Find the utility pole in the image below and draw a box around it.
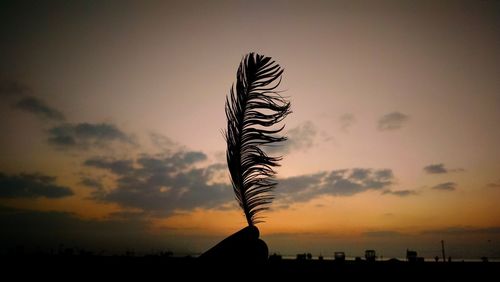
[441,240,446,262]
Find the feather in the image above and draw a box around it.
[225,53,291,226]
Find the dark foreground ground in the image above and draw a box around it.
[2,255,498,281]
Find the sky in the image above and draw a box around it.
[1,0,499,259]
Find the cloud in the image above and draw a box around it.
[79,176,104,190]
[423,163,465,174]
[276,172,327,202]
[80,140,394,214]
[486,181,500,188]
[84,153,393,215]
[84,158,135,175]
[84,151,231,215]
[423,163,447,174]
[48,122,133,150]
[266,121,317,154]
[339,113,356,132]
[0,80,139,199]
[382,189,417,197]
[0,172,73,198]
[362,231,405,237]
[14,96,65,121]
[0,80,30,97]
[377,111,409,131]
[276,168,395,203]
[0,80,66,122]
[432,182,457,191]
[364,227,500,237]
[150,133,177,152]
[422,226,500,236]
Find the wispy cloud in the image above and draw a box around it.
[0,80,30,97]
[80,138,398,214]
[1,80,65,122]
[276,168,395,203]
[423,163,464,174]
[149,133,177,152]
[362,230,405,237]
[339,113,356,132]
[48,123,133,150]
[79,176,104,190]
[432,182,457,191]
[0,172,73,198]
[15,96,65,121]
[265,121,317,154]
[382,189,417,197]
[3,80,136,151]
[84,158,135,175]
[424,163,447,174]
[83,151,230,215]
[422,226,500,235]
[486,180,500,188]
[377,111,409,131]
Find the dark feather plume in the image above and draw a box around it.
[225,53,291,226]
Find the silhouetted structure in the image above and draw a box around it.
[406,249,417,262]
[365,250,376,262]
[334,251,346,262]
[441,240,446,262]
[406,249,424,262]
[269,253,282,262]
[3,253,499,280]
[296,253,307,260]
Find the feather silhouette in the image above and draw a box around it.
[225,53,291,226]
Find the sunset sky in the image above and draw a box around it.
[1,0,499,259]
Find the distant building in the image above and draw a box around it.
[296,253,313,260]
[296,253,307,260]
[406,249,418,262]
[334,251,346,262]
[407,249,425,262]
[269,253,282,262]
[365,250,376,262]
